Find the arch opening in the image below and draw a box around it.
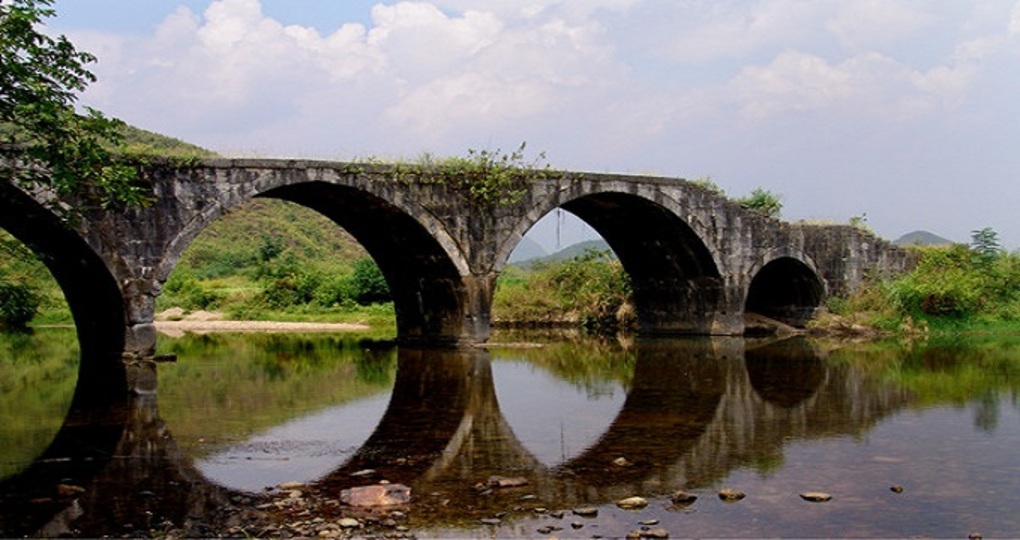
[264,183,473,345]
[158,182,476,346]
[745,257,825,328]
[0,182,127,400]
[558,193,726,335]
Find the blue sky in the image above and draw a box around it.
[48,0,1020,250]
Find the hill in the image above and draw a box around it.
[508,237,547,263]
[894,230,955,247]
[118,124,217,157]
[514,239,614,268]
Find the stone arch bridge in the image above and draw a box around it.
[0,158,912,394]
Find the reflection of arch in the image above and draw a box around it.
[0,392,233,538]
[508,192,727,334]
[317,341,728,496]
[554,339,725,485]
[0,182,125,398]
[745,337,826,408]
[745,256,825,327]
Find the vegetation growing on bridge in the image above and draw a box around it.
[381,142,558,207]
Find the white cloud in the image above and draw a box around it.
[827,1,936,51]
[56,0,1020,246]
[1011,0,1020,36]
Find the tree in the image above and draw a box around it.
[970,227,1002,262]
[736,187,783,218]
[1,0,144,212]
[350,258,391,305]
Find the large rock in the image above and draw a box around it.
[339,484,411,507]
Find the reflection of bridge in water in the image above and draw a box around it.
[0,339,911,536]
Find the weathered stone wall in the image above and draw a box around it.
[1,158,913,393]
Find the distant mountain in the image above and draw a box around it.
[508,237,548,263]
[513,239,614,268]
[894,230,955,247]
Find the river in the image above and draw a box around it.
[1,328,1018,537]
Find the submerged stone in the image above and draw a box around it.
[670,490,698,505]
[717,489,746,502]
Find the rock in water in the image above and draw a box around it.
[486,475,529,488]
[799,492,833,502]
[717,489,746,502]
[670,490,698,505]
[339,484,411,507]
[616,496,649,509]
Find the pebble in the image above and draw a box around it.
[717,489,746,502]
[479,518,502,526]
[890,485,905,494]
[613,456,633,467]
[573,507,599,517]
[640,519,660,526]
[799,492,832,503]
[641,528,670,539]
[486,475,529,488]
[56,484,86,497]
[571,521,584,529]
[337,518,360,529]
[278,481,304,490]
[670,490,698,505]
[617,496,649,509]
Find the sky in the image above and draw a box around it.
[48,0,1020,251]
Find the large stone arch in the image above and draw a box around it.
[498,179,735,334]
[260,182,480,345]
[152,166,482,346]
[0,181,129,400]
[745,254,826,327]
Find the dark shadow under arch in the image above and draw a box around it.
[559,193,725,334]
[258,182,474,345]
[745,257,825,328]
[0,182,127,401]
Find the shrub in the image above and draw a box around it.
[350,258,390,305]
[0,280,40,328]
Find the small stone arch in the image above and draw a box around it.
[745,255,826,328]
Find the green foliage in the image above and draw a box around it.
[0,230,67,326]
[736,187,783,218]
[848,213,872,232]
[0,280,39,328]
[970,227,1002,265]
[690,175,725,195]
[494,248,634,332]
[0,0,147,212]
[349,258,391,305]
[162,270,222,311]
[839,229,1020,328]
[394,142,555,207]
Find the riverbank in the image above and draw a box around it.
[154,308,370,337]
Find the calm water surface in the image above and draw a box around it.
[1,328,1018,537]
